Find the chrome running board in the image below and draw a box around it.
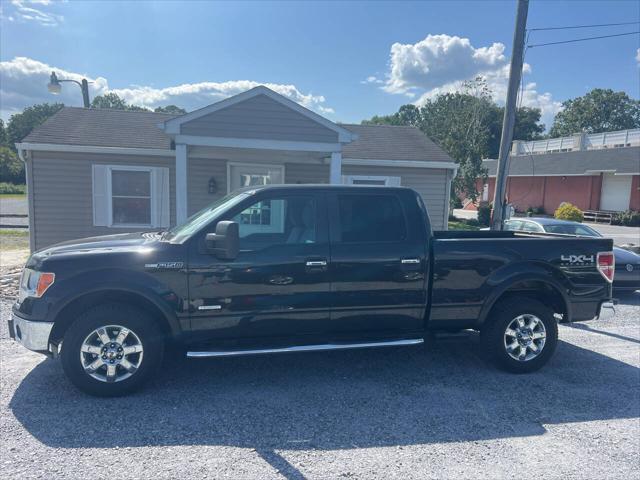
[187,338,424,358]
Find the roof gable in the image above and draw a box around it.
[161,86,355,143]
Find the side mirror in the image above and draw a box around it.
[205,221,239,260]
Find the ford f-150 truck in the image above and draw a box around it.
[9,185,615,396]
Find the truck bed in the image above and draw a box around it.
[428,231,613,328]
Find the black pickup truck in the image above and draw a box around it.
[10,185,615,396]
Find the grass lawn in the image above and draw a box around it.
[0,229,29,250]
[0,193,27,199]
[448,220,480,231]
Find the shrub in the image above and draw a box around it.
[554,202,583,222]
[611,210,640,227]
[0,182,26,194]
[477,203,491,226]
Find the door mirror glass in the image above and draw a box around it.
[206,221,239,259]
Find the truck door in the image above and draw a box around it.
[327,190,428,337]
[187,191,331,341]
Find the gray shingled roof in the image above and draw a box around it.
[22,107,178,149]
[340,124,453,162]
[483,147,640,176]
[22,107,454,163]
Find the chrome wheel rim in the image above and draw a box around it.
[504,314,546,362]
[80,325,144,383]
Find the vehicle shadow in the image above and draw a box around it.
[9,334,639,454]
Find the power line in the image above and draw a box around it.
[529,21,639,31]
[528,31,639,48]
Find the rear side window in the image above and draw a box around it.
[337,194,407,243]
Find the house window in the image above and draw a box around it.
[342,175,401,186]
[111,170,152,225]
[228,163,285,193]
[92,165,170,228]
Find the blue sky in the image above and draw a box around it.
[1,0,639,128]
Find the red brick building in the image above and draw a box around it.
[478,129,640,214]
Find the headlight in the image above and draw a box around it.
[19,269,55,302]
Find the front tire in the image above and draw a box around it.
[61,303,164,396]
[481,296,558,373]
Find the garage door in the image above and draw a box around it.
[600,174,632,211]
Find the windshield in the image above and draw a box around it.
[543,223,602,237]
[164,192,248,242]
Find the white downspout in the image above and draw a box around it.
[17,147,35,252]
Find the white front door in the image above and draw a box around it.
[600,173,632,211]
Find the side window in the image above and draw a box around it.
[521,221,543,233]
[504,220,523,231]
[337,194,406,243]
[231,195,317,251]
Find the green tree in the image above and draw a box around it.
[0,119,7,146]
[362,78,545,200]
[0,146,24,184]
[154,105,187,114]
[6,103,64,152]
[91,92,150,111]
[549,88,640,137]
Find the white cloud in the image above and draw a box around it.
[0,56,335,119]
[361,75,383,85]
[8,0,64,26]
[636,48,640,63]
[375,34,562,127]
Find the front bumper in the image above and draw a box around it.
[8,313,54,352]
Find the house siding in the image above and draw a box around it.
[30,151,175,250]
[285,162,330,184]
[181,94,339,143]
[341,165,448,230]
[187,158,228,215]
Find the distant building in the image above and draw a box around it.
[479,128,640,213]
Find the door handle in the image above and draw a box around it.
[306,260,327,267]
[401,258,420,264]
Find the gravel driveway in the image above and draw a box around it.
[1,294,638,479]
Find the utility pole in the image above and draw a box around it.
[490,0,529,230]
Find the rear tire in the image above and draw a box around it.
[481,296,558,373]
[61,303,164,396]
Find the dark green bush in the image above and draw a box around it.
[477,204,491,226]
[0,182,26,194]
[611,210,640,227]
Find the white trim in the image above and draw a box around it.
[340,158,458,171]
[330,152,342,184]
[160,86,357,143]
[174,134,341,153]
[226,162,286,194]
[444,169,453,229]
[486,172,606,178]
[16,142,173,157]
[175,144,188,224]
[341,175,401,186]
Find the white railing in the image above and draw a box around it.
[585,129,640,149]
[513,128,640,155]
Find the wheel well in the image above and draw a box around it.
[49,290,173,344]
[487,280,567,323]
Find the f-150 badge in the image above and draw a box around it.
[144,262,184,270]
[560,254,594,264]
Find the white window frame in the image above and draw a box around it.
[341,175,401,186]
[93,164,169,229]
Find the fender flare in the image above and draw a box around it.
[476,271,572,327]
[49,275,183,338]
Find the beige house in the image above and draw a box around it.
[17,86,457,251]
